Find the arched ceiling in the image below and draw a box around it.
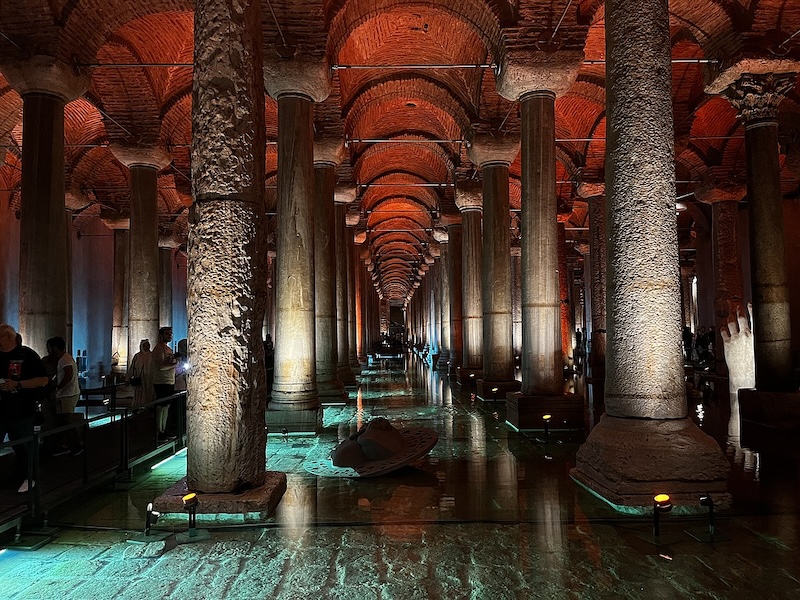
[0,0,798,303]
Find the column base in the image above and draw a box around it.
[337,366,358,389]
[739,388,800,454]
[266,406,323,434]
[505,392,583,430]
[456,367,482,386]
[152,472,287,520]
[448,362,461,377]
[570,414,730,512]
[476,379,520,401]
[318,388,349,406]
[436,352,450,370]
[350,358,362,374]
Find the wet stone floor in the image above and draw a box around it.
[1,356,799,599]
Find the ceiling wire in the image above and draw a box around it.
[548,0,574,43]
[265,0,288,48]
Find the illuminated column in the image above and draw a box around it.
[186,0,269,492]
[159,246,174,327]
[511,243,522,366]
[468,134,521,397]
[455,183,483,382]
[264,56,331,424]
[578,182,607,381]
[110,145,171,367]
[0,56,88,354]
[434,228,451,369]
[446,219,463,373]
[313,139,347,403]
[572,0,729,507]
[334,186,357,387]
[710,70,796,390]
[346,212,361,374]
[111,228,129,373]
[355,237,368,365]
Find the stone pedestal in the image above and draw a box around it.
[456,366,482,386]
[153,472,287,520]
[476,378,520,401]
[570,415,730,509]
[506,392,583,431]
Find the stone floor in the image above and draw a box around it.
[1,355,799,599]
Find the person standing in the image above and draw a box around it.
[127,339,155,408]
[47,337,84,456]
[0,325,49,493]
[151,327,177,440]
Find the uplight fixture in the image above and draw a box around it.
[653,493,673,538]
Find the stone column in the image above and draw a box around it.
[159,247,173,328]
[313,139,347,403]
[112,228,129,374]
[183,0,273,496]
[346,212,361,374]
[264,56,332,427]
[511,244,522,366]
[558,222,572,370]
[446,220,463,374]
[334,185,357,387]
[0,56,88,354]
[710,70,797,390]
[455,183,483,384]
[572,0,729,507]
[355,239,367,365]
[434,228,451,369]
[468,136,520,398]
[110,145,171,365]
[580,185,607,381]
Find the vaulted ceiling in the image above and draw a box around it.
[0,0,799,302]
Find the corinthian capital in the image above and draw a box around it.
[721,72,797,123]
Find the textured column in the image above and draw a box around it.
[455,183,483,381]
[112,228,130,373]
[558,222,572,369]
[111,146,171,367]
[355,239,367,365]
[313,140,347,402]
[334,186,357,387]
[446,221,463,373]
[511,244,522,363]
[159,247,173,327]
[1,57,88,355]
[187,0,268,492]
[468,135,520,397]
[716,72,796,390]
[581,186,607,380]
[572,0,729,508]
[434,229,451,369]
[346,213,361,374]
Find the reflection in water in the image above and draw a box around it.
[276,473,316,541]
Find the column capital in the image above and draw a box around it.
[432,227,449,243]
[720,72,797,123]
[354,229,367,244]
[334,184,357,205]
[455,181,483,212]
[264,54,332,103]
[345,210,361,227]
[467,133,519,167]
[576,180,605,199]
[694,179,746,204]
[109,144,172,171]
[0,55,89,102]
[495,50,584,101]
[314,138,346,167]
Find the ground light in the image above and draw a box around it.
[491,386,499,402]
[175,492,211,543]
[127,502,171,544]
[543,414,552,440]
[686,493,729,543]
[653,493,673,539]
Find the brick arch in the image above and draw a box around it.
[355,141,453,184]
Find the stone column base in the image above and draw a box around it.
[456,367,482,386]
[570,414,730,511]
[436,352,450,370]
[318,389,349,406]
[266,406,323,433]
[505,392,583,430]
[152,472,287,521]
[739,388,800,454]
[476,379,520,401]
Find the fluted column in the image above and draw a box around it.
[110,145,171,366]
[313,140,347,402]
[455,183,483,382]
[713,71,797,390]
[264,57,332,419]
[572,0,729,507]
[355,238,367,365]
[446,220,463,373]
[0,56,88,354]
[159,247,173,327]
[346,212,361,374]
[334,186,357,387]
[186,0,268,492]
[434,228,451,369]
[468,134,520,397]
[111,228,129,374]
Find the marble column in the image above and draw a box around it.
[334,185,358,387]
[185,0,271,494]
[313,139,347,403]
[434,228,451,369]
[159,247,173,328]
[446,220,464,374]
[572,0,729,507]
[112,228,130,374]
[0,56,88,355]
[110,145,171,366]
[714,71,796,390]
[355,240,367,365]
[264,56,332,426]
[468,135,521,398]
[346,212,361,374]
[455,183,483,383]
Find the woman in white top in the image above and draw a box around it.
[127,339,155,408]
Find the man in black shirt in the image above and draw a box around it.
[0,325,49,493]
